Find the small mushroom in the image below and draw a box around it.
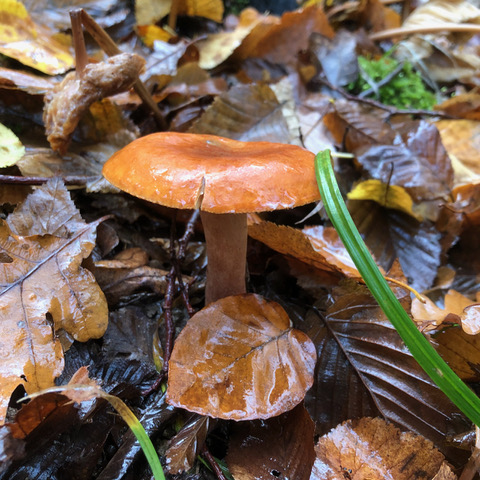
[102,132,320,304]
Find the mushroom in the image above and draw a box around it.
[102,132,320,304]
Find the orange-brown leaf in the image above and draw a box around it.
[311,417,450,480]
[166,294,316,420]
[0,179,108,424]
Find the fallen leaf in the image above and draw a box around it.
[0,0,73,75]
[226,404,315,480]
[248,220,359,277]
[305,285,462,453]
[311,417,450,480]
[403,0,480,28]
[0,178,108,424]
[165,415,211,474]
[189,82,297,143]
[436,119,480,186]
[166,294,316,420]
[435,92,480,120]
[347,179,419,219]
[348,199,442,292]
[0,123,25,168]
[0,66,56,95]
[412,289,480,335]
[178,0,224,23]
[198,8,267,69]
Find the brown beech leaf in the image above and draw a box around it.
[94,247,173,305]
[166,294,316,420]
[436,119,480,186]
[305,285,462,455]
[0,179,108,424]
[248,220,359,278]
[165,414,211,474]
[348,200,441,292]
[310,417,452,480]
[356,120,453,203]
[433,326,480,381]
[226,403,315,480]
[189,83,296,143]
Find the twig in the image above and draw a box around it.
[77,9,167,130]
[316,76,455,119]
[201,444,228,480]
[168,0,180,31]
[370,23,480,41]
[70,9,88,79]
[0,174,97,186]
[326,0,400,19]
[142,210,200,396]
[358,62,405,99]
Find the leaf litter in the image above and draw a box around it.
[1,0,480,478]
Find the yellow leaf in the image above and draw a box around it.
[0,0,73,75]
[0,123,25,168]
[347,179,419,219]
[182,0,224,22]
[137,24,172,48]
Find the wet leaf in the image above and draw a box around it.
[305,286,462,453]
[348,200,441,292]
[166,294,316,420]
[436,119,480,186]
[248,220,359,278]
[165,414,210,474]
[0,0,73,75]
[311,417,451,480]
[0,178,108,424]
[356,120,453,203]
[347,179,419,219]
[0,123,25,168]
[226,404,315,480]
[189,83,296,143]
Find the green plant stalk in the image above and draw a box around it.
[315,149,480,426]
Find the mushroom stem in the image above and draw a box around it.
[200,211,247,305]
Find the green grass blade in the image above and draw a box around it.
[315,149,480,426]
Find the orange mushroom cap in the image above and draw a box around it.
[102,132,320,214]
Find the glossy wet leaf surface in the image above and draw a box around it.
[0,179,108,424]
[166,294,316,420]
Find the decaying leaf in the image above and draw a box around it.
[248,220,359,278]
[166,294,316,420]
[348,200,441,292]
[189,82,297,143]
[347,179,420,219]
[43,53,145,154]
[0,178,108,424]
[310,417,452,480]
[165,414,211,474]
[0,0,73,75]
[0,123,25,168]
[305,284,462,452]
[226,404,315,480]
[413,289,480,335]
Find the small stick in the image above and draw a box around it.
[70,9,88,79]
[370,23,480,41]
[0,174,97,186]
[168,0,181,31]
[201,445,228,480]
[78,9,167,130]
[358,62,405,99]
[316,76,455,119]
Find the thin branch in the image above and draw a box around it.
[201,445,228,480]
[358,62,405,99]
[78,9,167,130]
[70,9,88,79]
[0,174,97,186]
[316,76,455,119]
[370,23,480,41]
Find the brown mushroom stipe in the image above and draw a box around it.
[102,132,320,304]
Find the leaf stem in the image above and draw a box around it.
[315,150,480,426]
